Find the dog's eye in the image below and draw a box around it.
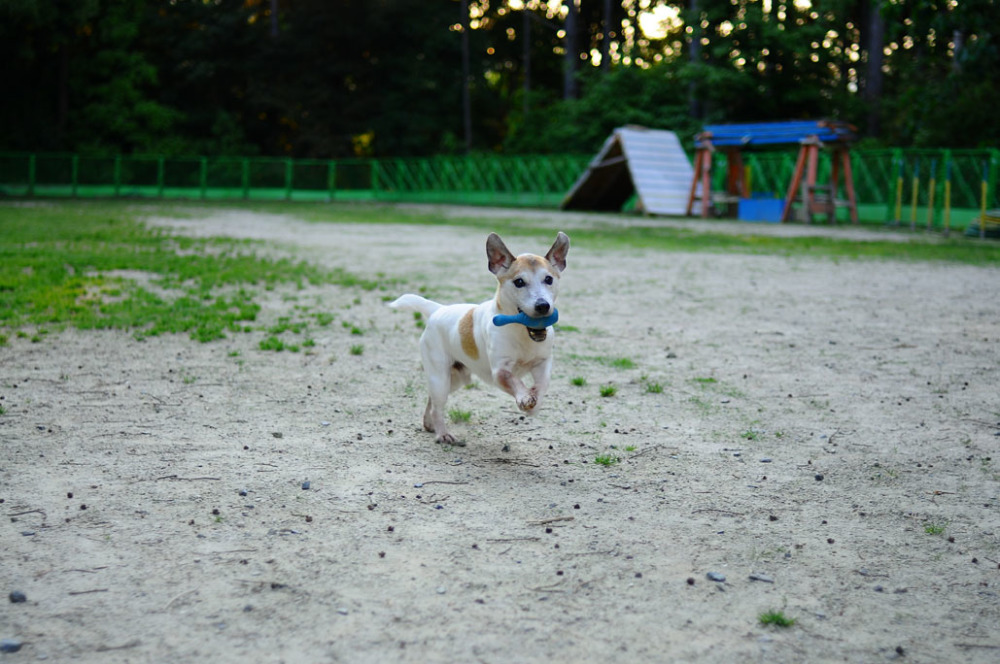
[513,278,526,288]
[543,275,554,285]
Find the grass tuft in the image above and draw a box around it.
[759,610,796,628]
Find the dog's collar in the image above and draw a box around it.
[492,309,558,342]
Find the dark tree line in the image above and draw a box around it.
[2,0,998,159]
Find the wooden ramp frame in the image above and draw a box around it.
[685,121,859,224]
[562,126,694,216]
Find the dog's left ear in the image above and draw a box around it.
[545,232,570,273]
[486,233,516,275]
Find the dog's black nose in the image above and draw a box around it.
[534,300,550,315]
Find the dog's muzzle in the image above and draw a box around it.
[492,309,558,343]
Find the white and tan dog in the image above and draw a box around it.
[389,232,569,445]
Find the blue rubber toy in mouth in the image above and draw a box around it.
[492,309,559,329]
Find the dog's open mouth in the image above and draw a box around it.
[518,309,550,342]
[527,327,547,342]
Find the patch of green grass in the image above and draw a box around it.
[350,344,365,356]
[449,409,472,423]
[566,354,637,370]
[924,523,946,535]
[645,381,664,394]
[0,202,383,344]
[594,454,619,467]
[600,384,617,397]
[692,377,718,385]
[571,376,587,387]
[624,445,636,452]
[313,312,335,326]
[0,405,6,416]
[259,336,288,352]
[759,610,796,628]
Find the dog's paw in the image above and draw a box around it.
[517,394,537,412]
[436,432,465,447]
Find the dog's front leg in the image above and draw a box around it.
[527,358,553,409]
[495,367,537,412]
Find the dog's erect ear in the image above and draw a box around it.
[545,232,570,273]
[486,233,516,275]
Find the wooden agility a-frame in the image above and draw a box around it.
[685,120,859,223]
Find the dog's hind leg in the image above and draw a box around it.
[425,371,461,445]
[423,363,466,429]
[420,355,468,446]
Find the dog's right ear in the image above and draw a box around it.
[486,233,515,275]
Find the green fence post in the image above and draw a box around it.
[71,154,79,198]
[242,158,250,199]
[285,158,293,201]
[891,148,903,224]
[114,155,122,197]
[990,149,999,210]
[328,161,337,198]
[200,157,208,199]
[371,159,380,199]
[27,154,36,197]
[157,156,165,198]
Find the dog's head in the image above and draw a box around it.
[487,232,569,322]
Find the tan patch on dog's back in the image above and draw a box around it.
[460,308,479,360]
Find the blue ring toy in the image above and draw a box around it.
[492,309,559,329]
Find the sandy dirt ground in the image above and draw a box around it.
[2,205,999,663]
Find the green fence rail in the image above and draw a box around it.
[1,149,996,227]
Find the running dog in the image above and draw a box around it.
[389,232,569,445]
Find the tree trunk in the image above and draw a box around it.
[601,0,612,71]
[863,0,885,138]
[563,0,578,99]
[688,0,702,119]
[461,0,472,152]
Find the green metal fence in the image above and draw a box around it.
[0,153,589,208]
[1,149,996,227]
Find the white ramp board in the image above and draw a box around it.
[562,126,695,216]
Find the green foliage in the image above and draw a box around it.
[506,65,699,153]
[599,384,617,398]
[448,409,472,424]
[3,1,999,155]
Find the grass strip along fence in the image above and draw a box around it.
[1,149,997,229]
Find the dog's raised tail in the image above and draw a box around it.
[388,294,442,318]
